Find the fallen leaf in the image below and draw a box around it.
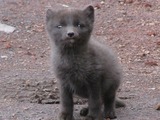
[5,42,12,49]
[94,4,101,9]
[125,0,134,4]
[143,2,152,8]
[147,31,156,37]
[0,37,7,42]
[156,104,160,110]
[156,41,160,45]
[32,24,44,32]
[2,17,9,22]
[145,61,158,66]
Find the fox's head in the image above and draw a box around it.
[46,6,94,49]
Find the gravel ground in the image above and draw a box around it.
[0,0,160,120]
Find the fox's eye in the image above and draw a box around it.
[77,24,85,28]
[56,25,62,29]
[77,24,81,27]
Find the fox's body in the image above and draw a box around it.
[46,6,124,120]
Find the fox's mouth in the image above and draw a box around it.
[65,38,75,43]
[62,38,76,47]
[69,39,75,43]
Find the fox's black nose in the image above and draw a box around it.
[67,32,74,38]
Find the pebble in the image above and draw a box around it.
[119,10,127,15]
[0,23,16,33]
[148,88,155,90]
[54,87,59,91]
[1,55,8,60]
[61,4,69,8]
[148,22,155,26]
[100,1,105,5]
[117,18,124,21]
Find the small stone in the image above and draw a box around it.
[43,88,52,92]
[24,107,30,110]
[61,4,69,8]
[117,18,123,21]
[52,80,57,84]
[148,22,155,26]
[100,1,105,5]
[1,55,8,59]
[54,87,59,91]
[119,10,127,15]
[119,0,133,4]
[148,88,155,90]
[118,0,124,4]
[144,50,150,55]
[0,23,16,33]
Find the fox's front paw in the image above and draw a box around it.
[83,115,103,120]
[104,110,117,119]
[84,116,94,120]
[59,112,74,120]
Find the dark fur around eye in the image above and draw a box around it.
[77,23,85,28]
[56,25,63,29]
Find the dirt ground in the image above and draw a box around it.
[0,0,160,120]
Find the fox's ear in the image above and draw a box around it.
[46,9,55,22]
[83,5,94,23]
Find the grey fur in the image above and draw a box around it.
[46,6,123,120]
